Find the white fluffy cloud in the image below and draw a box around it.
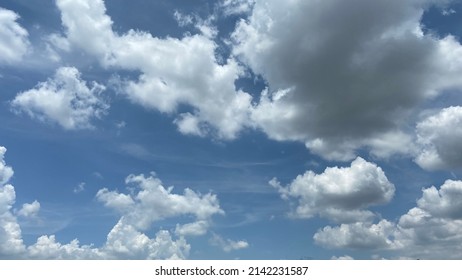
[232,0,462,160]
[17,200,40,218]
[415,106,462,170]
[0,7,30,65]
[314,220,396,250]
[27,235,103,259]
[416,180,462,219]
[0,147,26,258]
[96,172,224,231]
[103,220,189,260]
[271,157,394,223]
[55,0,253,139]
[0,147,14,185]
[0,184,26,258]
[11,67,108,130]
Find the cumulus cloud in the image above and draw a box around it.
[415,180,462,219]
[232,0,462,160]
[0,147,14,185]
[55,0,252,139]
[0,184,26,258]
[0,7,30,64]
[103,220,189,260]
[11,67,108,130]
[210,233,249,252]
[0,147,26,258]
[271,157,394,223]
[0,146,226,259]
[396,205,462,259]
[27,235,102,259]
[96,172,224,231]
[314,220,396,250]
[415,106,462,170]
[312,179,462,259]
[17,201,40,218]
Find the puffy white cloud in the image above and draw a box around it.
[210,233,249,252]
[11,67,108,130]
[0,7,30,64]
[0,147,26,258]
[314,220,396,250]
[0,147,14,185]
[84,170,225,259]
[415,106,462,170]
[0,184,26,258]
[232,0,462,160]
[96,172,224,231]
[416,180,462,219]
[17,201,40,218]
[55,0,253,139]
[103,220,189,260]
[271,157,394,223]
[27,235,103,259]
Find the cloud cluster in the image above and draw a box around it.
[271,157,394,223]
[232,0,462,160]
[273,156,462,258]
[415,106,462,170]
[12,67,108,130]
[313,184,462,258]
[53,0,253,139]
[0,146,233,259]
[0,7,29,65]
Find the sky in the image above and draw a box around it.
[1,0,462,260]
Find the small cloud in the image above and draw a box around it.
[92,172,103,179]
[116,121,126,129]
[442,8,456,16]
[210,233,249,252]
[73,182,85,193]
[119,143,152,160]
[17,200,40,218]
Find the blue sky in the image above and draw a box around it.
[1,0,462,259]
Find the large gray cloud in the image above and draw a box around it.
[232,0,462,160]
